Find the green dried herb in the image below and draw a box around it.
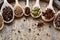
[32,7,40,16]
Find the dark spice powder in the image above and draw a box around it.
[43,8,54,19]
[37,22,44,28]
[25,7,30,15]
[2,6,13,21]
[55,14,60,27]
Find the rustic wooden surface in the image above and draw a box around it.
[0,0,60,40]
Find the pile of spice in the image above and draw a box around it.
[37,22,44,28]
[32,7,40,16]
[43,8,54,19]
[0,15,3,28]
[25,7,30,16]
[55,13,60,27]
[2,6,13,21]
[14,6,23,17]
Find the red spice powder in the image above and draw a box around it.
[43,8,54,19]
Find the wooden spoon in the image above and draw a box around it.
[41,0,55,22]
[0,12,4,30]
[14,0,24,18]
[1,0,14,23]
[53,11,60,29]
[24,0,30,16]
[31,0,42,18]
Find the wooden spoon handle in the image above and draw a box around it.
[4,0,8,4]
[16,0,19,4]
[35,0,40,6]
[26,0,29,6]
[49,0,53,6]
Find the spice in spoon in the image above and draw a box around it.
[43,8,54,19]
[14,6,23,17]
[25,7,30,16]
[2,6,13,21]
[0,15,3,28]
[55,13,60,27]
[32,7,40,16]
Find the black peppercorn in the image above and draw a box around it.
[2,6,13,21]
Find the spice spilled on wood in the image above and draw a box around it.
[37,22,44,28]
[28,28,31,33]
[14,6,23,18]
[43,8,54,19]
[2,6,13,21]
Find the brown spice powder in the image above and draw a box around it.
[43,8,54,19]
[14,6,23,17]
